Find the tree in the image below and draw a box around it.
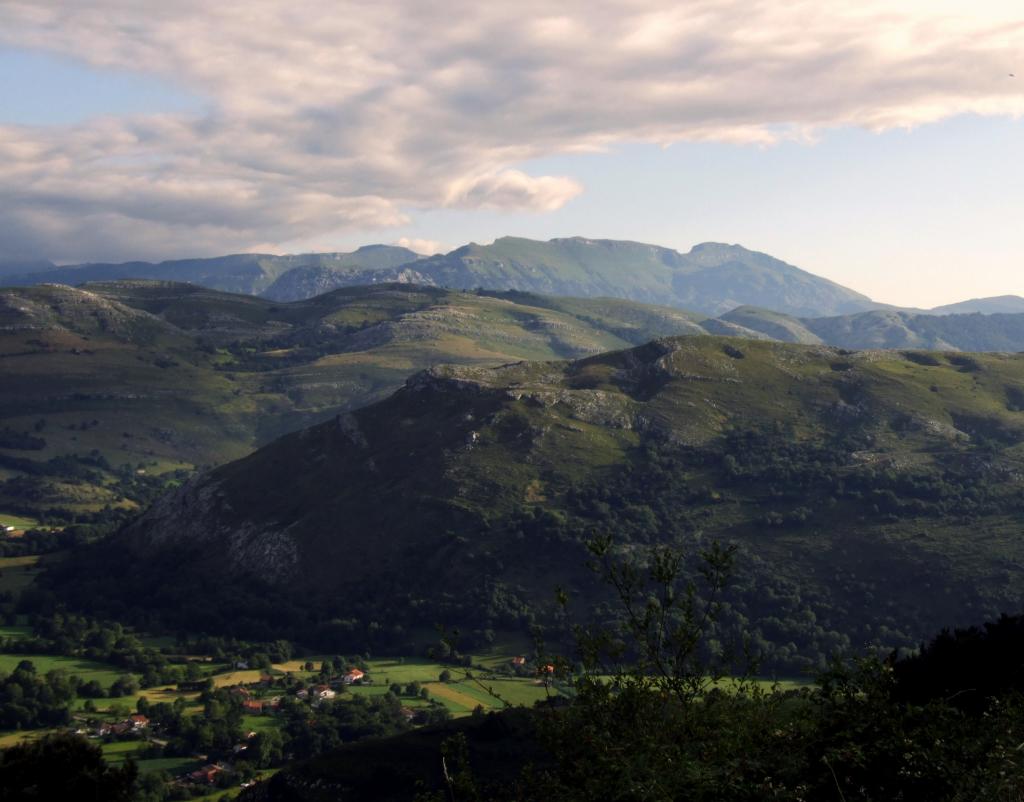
[0,733,136,802]
[108,675,138,698]
[439,670,452,683]
[78,679,106,699]
[250,729,284,768]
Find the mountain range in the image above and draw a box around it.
[5,236,1021,320]
[0,236,967,316]
[3,237,1024,678]
[6,278,1024,521]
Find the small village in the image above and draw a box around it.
[15,649,562,797]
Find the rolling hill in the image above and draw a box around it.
[718,306,823,345]
[0,259,58,279]
[730,306,1024,351]
[0,281,750,520]
[51,336,1024,672]
[928,295,1024,315]
[6,277,1024,523]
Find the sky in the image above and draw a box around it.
[0,2,1021,307]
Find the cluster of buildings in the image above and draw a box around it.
[188,763,226,785]
[89,714,149,737]
[511,656,556,675]
[292,667,367,704]
[230,685,282,713]
[225,666,368,713]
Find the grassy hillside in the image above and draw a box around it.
[727,304,1024,352]
[804,309,1024,351]
[52,337,1024,672]
[718,306,823,344]
[0,282,733,520]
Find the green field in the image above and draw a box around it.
[269,654,558,715]
[0,555,44,568]
[0,624,31,641]
[241,714,281,735]
[0,653,132,685]
[0,513,38,529]
[102,741,199,776]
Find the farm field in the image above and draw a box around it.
[103,740,199,776]
[0,513,38,530]
[267,654,557,713]
[211,668,267,687]
[0,623,31,641]
[0,643,558,741]
[0,652,131,685]
[0,620,815,802]
[0,729,44,749]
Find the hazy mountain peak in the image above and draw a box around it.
[928,295,1024,315]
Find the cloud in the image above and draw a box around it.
[444,170,583,211]
[394,237,448,256]
[0,1,1022,261]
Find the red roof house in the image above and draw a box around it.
[343,668,365,684]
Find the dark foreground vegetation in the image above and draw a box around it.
[6,544,1024,801]
[238,544,1024,801]
[241,651,1024,802]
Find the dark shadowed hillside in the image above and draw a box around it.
[49,337,1024,672]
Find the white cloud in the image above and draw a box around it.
[444,170,583,212]
[394,237,448,255]
[0,1,1022,261]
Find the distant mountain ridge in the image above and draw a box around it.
[0,245,421,297]
[1,237,878,318]
[263,237,878,317]
[0,258,58,278]
[927,296,1024,316]
[3,236,1021,331]
[722,306,1024,352]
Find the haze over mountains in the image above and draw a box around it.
[5,236,1021,325]
[3,237,869,316]
[8,235,1018,320]
[722,306,1024,351]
